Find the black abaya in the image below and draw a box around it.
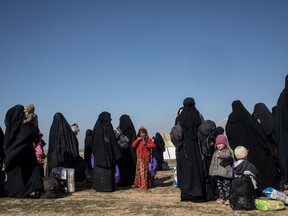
[4,105,43,198]
[116,114,137,187]
[46,112,86,182]
[177,97,206,202]
[92,112,122,192]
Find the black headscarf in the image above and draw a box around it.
[225,100,251,150]
[179,97,202,140]
[46,112,85,182]
[3,104,43,198]
[253,103,275,139]
[92,112,122,168]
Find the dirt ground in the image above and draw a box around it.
[0,159,287,216]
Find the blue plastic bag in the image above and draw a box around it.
[148,157,158,176]
[115,164,121,183]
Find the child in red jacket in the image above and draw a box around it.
[132,126,156,189]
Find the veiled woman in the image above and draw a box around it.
[226,101,280,192]
[274,74,288,187]
[92,112,122,192]
[46,112,86,182]
[250,102,280,191]
[225,100,251,151]
[116,114,137,187]
[177,97,206,202]
[152,132,165,171]
[84,129,93,182]
[4,105,43,198]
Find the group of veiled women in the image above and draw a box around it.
[0,106,165,198]
[176,75,288,203]
[0,74,288,200]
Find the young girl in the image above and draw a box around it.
[209,134,233,204]
[34,133,46,178]
[132,126,156,189]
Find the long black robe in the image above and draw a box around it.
[275,75,288,185]
[177,97,206,202]
[84,129,93,182]
[116,114,136,187]
[92,112,122,192]
[4,105,43,198]
[46,112,86,182]
[0,127,4,170]
[152,132,165,171]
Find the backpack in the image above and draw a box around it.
[170,122,183,148]
[198,120,216,137]
[41,177,61,199]
[114,126,129,149]
[229,175,256,210]
[198,120,216,156]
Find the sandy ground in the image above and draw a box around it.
[0,159,287,216]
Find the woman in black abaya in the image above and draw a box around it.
[4,105,43,198]
[92,112,122,192]
[116,114,137,187]
[177,97,206,202]
[250,103,280,191]
[46,112,86,182]
[226,101,280,192]
[152,132,165,171]
[84,129,93,182]
[225,100,251,150]
[274,75,288,188]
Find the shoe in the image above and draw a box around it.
[224,200,230,205]
[216,198,224,204]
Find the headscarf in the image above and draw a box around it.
[252,103,275,138]
[179,97,202,140]
[225,100,251,150]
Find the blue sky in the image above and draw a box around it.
[0,0,287,149]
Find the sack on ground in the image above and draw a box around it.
[41,177,61,199]
[170,122,183,148]
[255,199,285,211]
[229,175,255,210]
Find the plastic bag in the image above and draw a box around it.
[148,157,158,176]
[263,187,288,204]
[255,199,285,211]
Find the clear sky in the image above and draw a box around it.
[0,0,287,150]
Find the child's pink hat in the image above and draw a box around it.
[215,135,227,145]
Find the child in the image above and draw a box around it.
[132,126,156,189]
[23,104,38,127]
[209,134,233,205]
[230,146,258,210]
[34,133,46,178]
[233,146,258,189]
